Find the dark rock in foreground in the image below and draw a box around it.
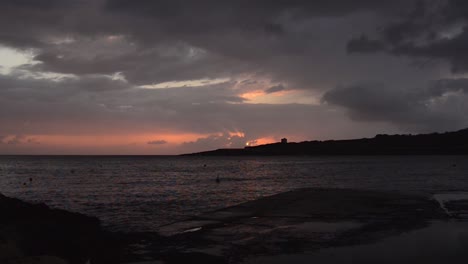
[0,188,460,263]
[0,193,124,264]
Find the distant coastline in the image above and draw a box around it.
[183,128,468,156]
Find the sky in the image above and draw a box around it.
[1,0,468,155]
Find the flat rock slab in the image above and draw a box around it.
[149,188,448,263]
[432,192,468,218]
[197,188,444,221]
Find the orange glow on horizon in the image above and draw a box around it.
[0,131,290,155]
[29,133,206,148]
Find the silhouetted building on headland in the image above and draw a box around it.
[183,128,468,156]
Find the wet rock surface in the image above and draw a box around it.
[140,188,449,263]
[443,200,468,217]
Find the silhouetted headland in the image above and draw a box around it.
[183,128,468,156]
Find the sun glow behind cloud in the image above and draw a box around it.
[0,45,74,81]
[240,88,320,105]
[0,46,36,74]
[246,137,277,146]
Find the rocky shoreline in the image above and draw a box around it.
[150,188,450,263]
[0,193,131,264]
[1,188,464,263]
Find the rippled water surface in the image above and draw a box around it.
[0,155,467,232]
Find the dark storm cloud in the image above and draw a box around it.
[98,0,416,87]
[0,0,418,86]
[323,81,468,131]
[323,84,418,124]
[2,0,65,8]
[347,35,385,53]
[22,38,246,85]
[432,78,468,94]
[0,0,79,48]
[348,0,468,73]
[104,0,412,21]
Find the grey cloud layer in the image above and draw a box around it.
[0,0,421,87]
[348,0,468,73]
[0,73,349,137]
[1,0,467,154]
[323,80,468,132]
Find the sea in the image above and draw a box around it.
[0,155,467,232]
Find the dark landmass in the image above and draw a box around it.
[183,128,468,156]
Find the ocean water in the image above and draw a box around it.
[0,155,467,232]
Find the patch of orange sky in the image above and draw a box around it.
[228,131,245,138]
[240,90,265,101]
[240,88,308,105]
